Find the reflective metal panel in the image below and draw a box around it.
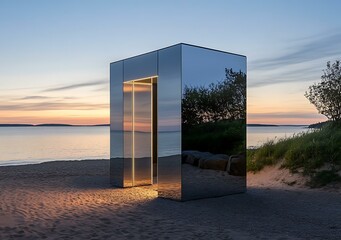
[110,61,124,187]
[111,43,246,201]
[124,52,157,81]
[157,45,182,200]
[181,44,247,200]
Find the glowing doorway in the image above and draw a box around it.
[123,76,157,186]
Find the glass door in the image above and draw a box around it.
[123,77,157,186]
[133,81,152,186]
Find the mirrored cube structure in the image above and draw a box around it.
[110,43,246,201]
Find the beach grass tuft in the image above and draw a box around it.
[247,121,341,186]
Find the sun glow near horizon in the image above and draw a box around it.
[0,78,328,125]
[0,1,340,125]
[0,83,109,125]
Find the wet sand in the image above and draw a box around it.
[0,160,340,239]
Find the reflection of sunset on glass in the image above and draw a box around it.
[124,119,152,132]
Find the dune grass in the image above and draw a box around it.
[247,122,341,187]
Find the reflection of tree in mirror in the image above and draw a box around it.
[182,68,246,127]
[182,68,246,155]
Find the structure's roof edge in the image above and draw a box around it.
[180,43,246,58]
[110,43,245,65]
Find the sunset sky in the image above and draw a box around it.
[1,0,341,125]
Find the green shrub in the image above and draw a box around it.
[247,122,341,186]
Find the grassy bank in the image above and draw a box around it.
[247,122,341,187]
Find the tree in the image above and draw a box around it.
[305,60,341,121]
[182,68,246,126]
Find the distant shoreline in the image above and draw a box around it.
[247,124,308,127]
[247,121,328,129]
[0,123,309,127]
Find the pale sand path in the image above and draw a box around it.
[0,160,340,239]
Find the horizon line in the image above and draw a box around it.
[0,122,320,127]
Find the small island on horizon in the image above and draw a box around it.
[247,124,308,127]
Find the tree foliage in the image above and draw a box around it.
[305,60,341,121]
[182,68,246,126]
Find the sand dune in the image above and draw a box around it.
[0,160,340,239]
[248,162,341,193]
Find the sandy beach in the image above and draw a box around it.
[0,160,340,239]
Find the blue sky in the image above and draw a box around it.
[1,0,341,124]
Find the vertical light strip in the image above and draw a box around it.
[132,82,135,186]
[150,79,153,184]
[155,77,158,187]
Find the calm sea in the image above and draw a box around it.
[0,126,110,166]
[0,126,310,166]
[247,125,310,148]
